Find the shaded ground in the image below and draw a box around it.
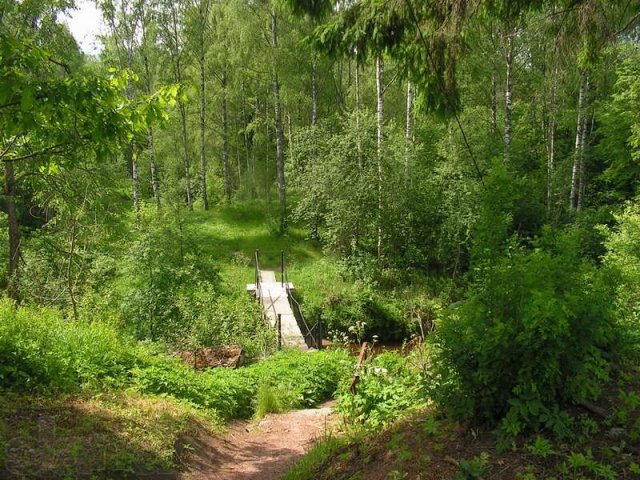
[0,392,214,479]
[180,401,336,480]
[297,369,640,480]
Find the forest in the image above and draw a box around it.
[2,0,640,478]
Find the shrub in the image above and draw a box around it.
[132,348,351,420]
[432,228,618,437]
[0,298,150,393]
[337,351,427,430]
[0,300,351,422]
[602,198,640,351]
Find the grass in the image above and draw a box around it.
[280,435,348,480]
[0,391,217,479]
[184,201,352,320]
[254,383,286,418]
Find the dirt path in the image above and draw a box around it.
[179,401,336,480]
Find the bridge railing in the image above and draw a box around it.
[254,249,323,349]
[282,256,323,350]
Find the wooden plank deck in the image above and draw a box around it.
[248,270,308,349]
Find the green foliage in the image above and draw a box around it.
[433,224,618,436]
[133,348,351,420]
[0,298,149,392]
[526,436,556,458]
[337,351,427,430]
[602,198,640,351]
[561,450,617,480]
[0,299,350,420]
[455,452,490,480]
[115,204,220,344]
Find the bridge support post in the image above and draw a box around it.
[280,250,284,287]
[277,313,282,350]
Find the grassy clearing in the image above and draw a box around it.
[186,201,323,280]
[183,203,419,344]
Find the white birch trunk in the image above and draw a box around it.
[149,128,160,208]
[570,72,589,211]
[272,10,286,232]
[546,64,558,218]
[132,149,139,211]
[199,52,209,209]
[376,55,384,261]
[311,57,318,127]
[504,30,514,163]
[222,70,230,202]
[179,100,192,209]
[405,80,414,181]
[355,47,362,168]
[491,73,497,137]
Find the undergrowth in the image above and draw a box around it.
[0,298,351,421]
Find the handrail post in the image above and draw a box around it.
[255,249,260,286]
[281,250,284,287]
[277,314,282,350]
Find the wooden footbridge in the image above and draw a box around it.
[246,250,322,350]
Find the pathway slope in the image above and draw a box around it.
[179,401,336,480]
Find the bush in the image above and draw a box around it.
[337,351,428,430]
[432,228,619,438]
[0,298,150,392]
[0,300,351,421]
[602,198,640,350]
[132,349,352,420]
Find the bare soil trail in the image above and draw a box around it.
[178,400,336,480]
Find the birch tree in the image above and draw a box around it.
[569,71,589,211]
[375,54,384,260]
[159,0,193,209]
[271,8,287,233]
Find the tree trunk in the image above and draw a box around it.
[376,55,384,261]
[546,65,557,218]
[169,2,191,209]
[355,47,362,168]
[199,53,209,209]
[272,10,286,233]
[222,70,231,202]
[235,119,242,191]
[241,80,253,198]
[4,160,20,300]
[570,72,589,211]
[67,217,79,321]
[178,99,192,209]
[577,112,591,211]
[149,127,160,208]
[287,113,294,165]
[132,152,140,211]
[264,97,270,205]
[405,80,414,181]
[311,56,318,127]
[491,73,497,137]
[504,30,514,163]
[141,13,160,209]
